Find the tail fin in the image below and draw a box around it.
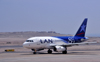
[75,18,88,37]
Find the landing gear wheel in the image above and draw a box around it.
[31,49,34,51]
[48,49,52,54]
[62,50,67,54]
[32,49,37,54]
[33,52,36,54]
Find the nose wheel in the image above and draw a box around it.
[48,49,52,54]
[32,49,37,54]
[33,52,36,54]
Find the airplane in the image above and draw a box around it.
[23,18,95,54]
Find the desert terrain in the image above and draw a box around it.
[0,31,100,62]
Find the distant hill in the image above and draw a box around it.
[0,31,72,38]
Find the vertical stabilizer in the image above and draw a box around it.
[75,18,88,37]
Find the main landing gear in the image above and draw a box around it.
[62,50,67,54]
[47,49,52,54]
[62,48,67,54]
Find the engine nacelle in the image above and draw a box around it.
[53,46,66,52]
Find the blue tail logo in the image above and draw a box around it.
[75,18,88,37]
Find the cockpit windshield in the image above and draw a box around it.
[26,40,34,42]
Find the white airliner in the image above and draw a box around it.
[23,18,96,54]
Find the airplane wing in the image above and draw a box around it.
[49,42,98,47]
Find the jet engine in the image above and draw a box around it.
[53,46,66,52]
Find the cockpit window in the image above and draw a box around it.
[26,40,33,42]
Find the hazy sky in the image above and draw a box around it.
[0,0,100,36]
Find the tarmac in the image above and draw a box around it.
[0,44,100,62]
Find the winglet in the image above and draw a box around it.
[75,18,88,37]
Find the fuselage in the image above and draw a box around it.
[23,36,88,49]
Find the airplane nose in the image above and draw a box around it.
[23,42,28,48]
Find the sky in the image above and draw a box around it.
[0,0,100,37]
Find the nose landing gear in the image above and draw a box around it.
[31,49,37,54]
[33,52,36,54]
[48,49,52,54]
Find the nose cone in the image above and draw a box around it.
[23,42,28,48]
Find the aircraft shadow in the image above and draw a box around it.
[21,51,96,55]
[1,51,97,55]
